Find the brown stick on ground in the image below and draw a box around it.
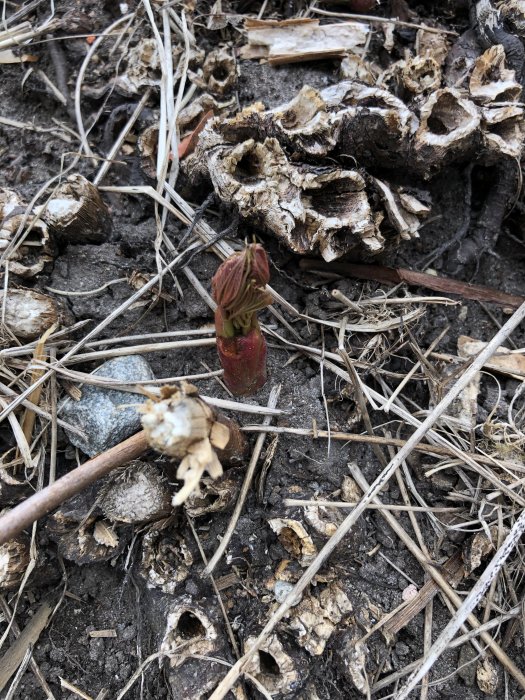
[299,259,525,310]
[0,430,149,546]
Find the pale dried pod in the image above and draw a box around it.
[201,47,238,95]
[299,168,381,262]
[288,583,353,655]
[161,597,218,667]
[244,634,300,696]
[0,188,52,278]
[462,525,506,575]
[0,288,60,340]
[40,174,111,243]
[477,655,499,695]
[469,45,522,104]
[481,105,525,159]
[184,469,242,517]
[413,88,480,174]
[0,535,30,591]
[99,462,172,524]
[402,55,441,95]
[341,474,362,504]
[339,53,379,85]
[139,528,193,594]
[267,86,339,157]
[268,518,317,566]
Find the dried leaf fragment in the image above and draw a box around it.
[268,518,317,566]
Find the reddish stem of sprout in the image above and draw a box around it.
[212,244,272,396]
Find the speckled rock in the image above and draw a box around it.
[60,355,155,456]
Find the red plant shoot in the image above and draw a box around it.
[212,243,272,396]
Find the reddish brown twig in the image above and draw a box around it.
[299,259,525,310]
[0,431,149,546]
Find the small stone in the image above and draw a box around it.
[60,355,155,456]
[274,580,294,603]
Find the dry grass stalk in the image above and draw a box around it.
[0,601,52,692]
[208,302,525,699]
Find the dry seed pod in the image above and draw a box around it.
[288,583,353,656]
[244,634,300,696]
[0,535,30,591]
[184,469,242,518]
[267,86,339,157]
[402,55,441,95]
[477,656,499,695]
[481,105,525,159]
[201,47,238,95]
[99,462,172,524]
[268,518,317,566]
[161,597,219,666]
[416,28,450,66]
[139,528,193,594]
[469,45,522,104]
[40,175,111,243]
[413,88,480,174]
[0,189,52,278]
[140,383,242,506]
[0,288,60,340]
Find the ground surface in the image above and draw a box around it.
[0,1,525,699]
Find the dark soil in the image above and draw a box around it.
[1,1,524,699]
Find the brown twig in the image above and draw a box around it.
[0,431,149,545]
[300,259,525,310]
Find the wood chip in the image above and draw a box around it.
[88,629,117,638]
[241,18,368,65]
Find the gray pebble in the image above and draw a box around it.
[274,580,294,603]
[60,355,155,456]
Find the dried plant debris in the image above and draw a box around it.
[99,462,172,524]
[141,383,236,505]
[241,18,369,65]
[192,35,525,259]
[462,526,505,575]
[161,597,219,666]
[114,38,162,96]
[287,583,353,656]
[0,188,52,277]
[184,469,242,517]
[244,633,300,695]
[0,534,30,590]
[268,518,317,566]
[0,287,61,340]
[38,174,112,244]
[190,47,238,95]
[47,493,123,565]
[139,527,193,594]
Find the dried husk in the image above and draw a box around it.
[0,189,52,278]
[99,462,172,524]
[161,597,219,667]
[140,384,239,505]
[469,45,522,104]
[115,38,161,95]
[137,124,159,179]
[0,288,60,340]
[40,174,111,243]
[497,0,525,35]
[288,583,353,655]
[200,47,238,95]
[139,527,193,594]
[244,634,300,695]
[413,88,481,175]
[268,518,317,566]
[0,535,30,591]
[184,469,242,517]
